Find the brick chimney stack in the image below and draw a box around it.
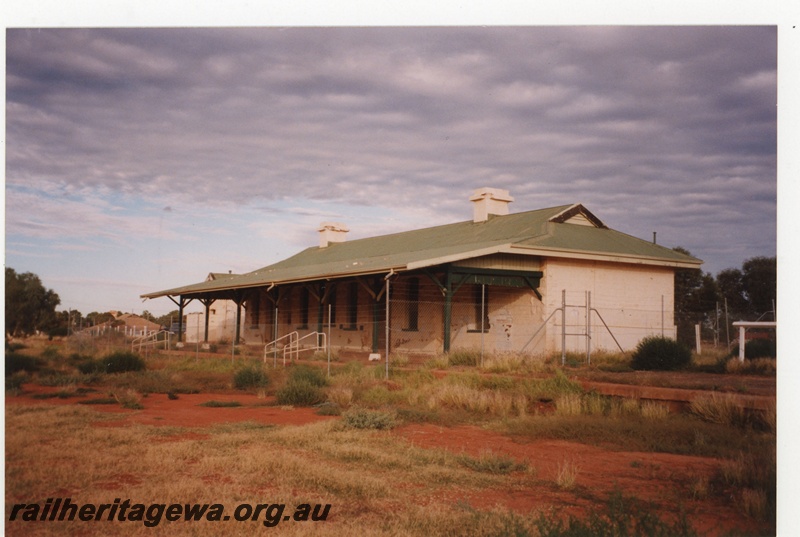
[469,187,514,223]
[318,222,349,248]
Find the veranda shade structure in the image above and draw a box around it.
[141,202,701,352]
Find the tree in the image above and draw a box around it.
[87,311,115,325]
[741,256,776,317]
[5,268,61,337]
[672,247,719,346]
[50,309,85,337]
[154,310,181,328]
[716,268,747,312]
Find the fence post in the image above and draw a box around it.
[724,298,730,346]
[738,325,746,362]
[328,303,332,378]
[480,284,485,367]
[586,291,591,365]
[695,324,702,354]
[561,289,566,366]
[385,275,390,380]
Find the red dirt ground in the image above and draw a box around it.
[395,423,765,536]
[6,384,770,536]
[5,384,336,428]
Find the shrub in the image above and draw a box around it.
[6,371,29,393]
[316,403,342,416]
[199,400,242,408]
[535,488,698,537]
[341,407,397,430]
[78,397,118,405]
[6,341,26,352]
[102,351,146,374]
[113,389,144,409]
[731,339,776,360]
[631,336,691,371]
[5,352,41,376]
[68,352,93,364]
[288,365,328,387]
[276,380,326,406]
[77,359,105,375]
[233,366,270,390]
[40,346,62,360]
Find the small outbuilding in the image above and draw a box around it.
[141,188,701,358]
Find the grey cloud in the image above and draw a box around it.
[5,26,776,275]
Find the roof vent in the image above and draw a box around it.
[469,187,514,223]
[318,222,349,248]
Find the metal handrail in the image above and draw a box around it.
[264,332,298,365]
[131,330,171,352]
[290,331,327,360]
[264,331,328,367]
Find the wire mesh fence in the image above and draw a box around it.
[226,279,681,365]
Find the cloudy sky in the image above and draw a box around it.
[3,5,789,317]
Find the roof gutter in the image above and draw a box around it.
[504,244,703,269]
[141,266,409,300]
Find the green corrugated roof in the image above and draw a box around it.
[141,203,701,299]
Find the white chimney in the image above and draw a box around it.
[318,222,349,248]
[469,187,514,223]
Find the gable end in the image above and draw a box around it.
[549,204,607,229]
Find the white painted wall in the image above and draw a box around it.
[539,258,676,353]
[185,301,238,343]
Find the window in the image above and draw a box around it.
[328,285,337,324]
[470,284,490,332]
[249,295,261,328]
[345,282,358,330]
[404,278,419,331]
[299,287,310,329]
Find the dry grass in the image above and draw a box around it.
[718,449,776,522]
[326,387,354,408]
[554,393,582,416]
[6,338,776,535]
[725,357,776,375]
[5,404,537,536]
[640,401,670,420]
[423,355,450,370]
[113,388,144,409]
[611,397,643,418]
[555,459,580,490]
[689,393,747,427]
[414,383,527,417]
[585,350,633,371]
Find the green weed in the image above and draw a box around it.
[341,407,398,430]
[233,365,270,390]
[457,450,527,475]
[198,400,243,408]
